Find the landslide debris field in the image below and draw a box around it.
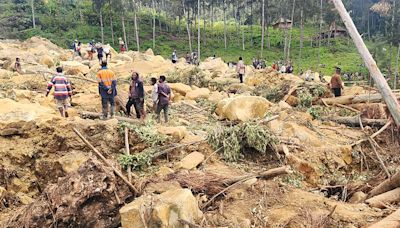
[0,37,399,228]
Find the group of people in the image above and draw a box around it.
[73,39,112,63]
[46,60,172,123]
[272,61,294,74]
[252,58,266,69]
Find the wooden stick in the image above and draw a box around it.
[332,0,400,126]
[125,127,132,182]
[80,111,141,124]
[334,103,360,113]
[368,138,390,178]
[352,119,393,146]
[282,85,298,102]
[73,128,139,194]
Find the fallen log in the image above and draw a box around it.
[367,208,400,228]
[115,91,129,114]
[321,93,400,106]
[325,116,387,127]
[366,187,400,209]
[80,111,141,124]
[224,166,292,185]
[368,171,400,198]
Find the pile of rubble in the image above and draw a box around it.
[0,36,399,227]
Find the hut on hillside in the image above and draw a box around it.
[314,22,347,40]
[272,18,292,30]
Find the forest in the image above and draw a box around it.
[1,0,400,76]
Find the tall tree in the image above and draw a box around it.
[30,0,36,29]
[182,0,192,53]
[261,0,265,57]
[93,0,106,43]
[197,0,201,60]
[132,0,140,51]
[152,0,156,50]
[108,0,115,45]
[286,0,296,62]
[223,0,227,50]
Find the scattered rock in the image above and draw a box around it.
[157,126,188,141]
[348,191,367,204]
[216,96,273,121]
[177,152,205,170]
[57,151,89,173]
[40,55,55,68]
[156,166,175,177]
[185,88,211,100]
[169,83,192,96]
[60,61,90,75]
[120,189,203,228]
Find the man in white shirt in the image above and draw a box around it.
[150,77,158,112]
[236,57,246,83]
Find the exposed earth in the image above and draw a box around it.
[0,37,399,228]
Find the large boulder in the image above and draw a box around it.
[60,61,90,75]
[157,126,188,141]
[185,88,210,100]
[120,189,203,228]
[216,96,273,121]
[40,55,55,68]
[57,152,89,173]
[177,152,205,170]
[169,83,192,96]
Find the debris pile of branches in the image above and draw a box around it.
[207,121,277,161]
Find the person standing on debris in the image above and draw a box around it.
[236,57,246,83]
[119,38,126,53]
[97,61,117,119]
[286,61,294,74]
[185,53,191,64]
[76,42,82,57]
[272,62,278,71]
[14,58,22,74]
[96,44,104,63]
[104,45,112,62]
[156,75,171,123]
[46,67,72,118]
[126,72,145,120]
[151,77,158,112]
[88,41,96,60]
[330,67,344,97]
[172,49,178,64]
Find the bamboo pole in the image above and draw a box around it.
[73,128,139,194]
[332,0,400,126]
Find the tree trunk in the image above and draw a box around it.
[110,16,115,45]
[261,0,265,57]
[395,44,400,90]
[197,0,201,60]
[134,11,140,51]
[266,0,270,49]
[298,7,304,70]
[203,0,206,47]
[366,187,400,209]
[250,0,253,46]
[223,0,227,50]
[325,116,387,127]
[321,93,400,105]
[367,9,371,40]
[121,16,128,51]
[318,0,323,69]
[332,0,400,126]
[182,0,192,53]
[287,0,296,62]
[31,0,36,29]
[152,0,156,50]
[100,11,105,44]
[368,209,400,228]
[369,171,400,198]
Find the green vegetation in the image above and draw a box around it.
[207,122,277,161]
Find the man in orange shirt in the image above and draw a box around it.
[330,67,344,97]
[97,61,117,119]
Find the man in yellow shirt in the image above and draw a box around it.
[97,61,117,119]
